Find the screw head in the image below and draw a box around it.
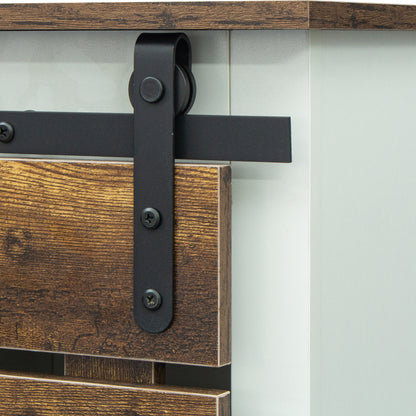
[143,289,162,311]
[140,77,164,103]
[0,122,14,143]
[141,207,161,229]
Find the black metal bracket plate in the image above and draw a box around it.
[133,33,194,333]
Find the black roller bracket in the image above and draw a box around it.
[133,33,195,333]
[0,32,292,334]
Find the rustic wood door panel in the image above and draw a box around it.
[0,159,231,366]
[0,371,230,416]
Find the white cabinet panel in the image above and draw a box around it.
[311,30,416,416]
[0,31,229,115]
[230,30,310,416]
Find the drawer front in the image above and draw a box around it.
[0,159,231,366]
[0,371,230,416]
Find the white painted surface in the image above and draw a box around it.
[230,30,310,416]
[0,31,229,115]
[311,30,416,416]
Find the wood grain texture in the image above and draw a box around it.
[310,1,416,30]
[1,1,416,31]
[219,167,231,363]
[0,159,231,366]
[0,1,308,30]
[64,355,165,384]
[0,371,230,416]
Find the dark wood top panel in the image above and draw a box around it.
[1,1,416,31]
[0,1,309,30]
[309,2,416,30]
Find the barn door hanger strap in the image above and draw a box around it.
[0,33,292,334]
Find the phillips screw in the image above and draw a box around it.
[143,289,162,311]
[0,122,14,143]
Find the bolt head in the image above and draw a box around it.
[0,122,14,143]
[141,207,161,229]
[143,289,162,311]
[140,77,164,103]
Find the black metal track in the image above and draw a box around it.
[0,111,291,163]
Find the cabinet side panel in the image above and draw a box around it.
[230,30,310,416]
[311,30,416,416]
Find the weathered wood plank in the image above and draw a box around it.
[0,1,309,31]
[310,1,416,30]
[1,1,416,31]
[0,371,230,416]
[0,159,231,366]
[64,355,165,384]
[219,167,231,363]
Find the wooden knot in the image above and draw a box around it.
[4,228,33,262]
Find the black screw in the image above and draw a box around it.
[141,207,161,229]
[0,122,14,143]
[140,77,164,103]
[143,289,162,311]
